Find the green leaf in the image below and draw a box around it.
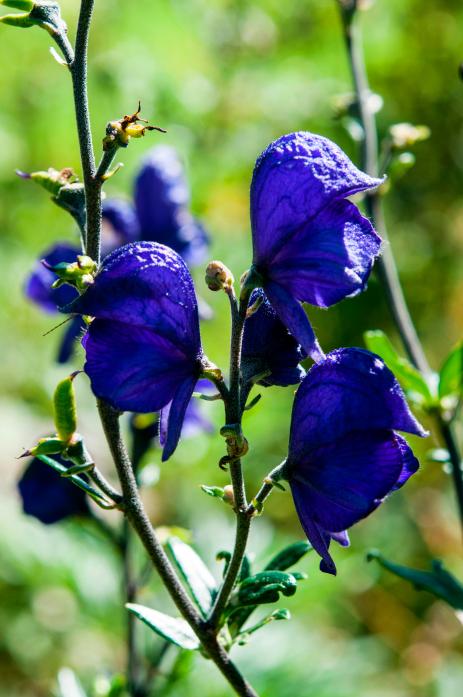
[264,540,312,571]
[126,603,199,650]
[238,571,297,606]
[364,330,434,406]
[439,342,463,402]
[166,537,217,616]
[57,668,88,697]
[367,551,463,609]
[37,454,109,505]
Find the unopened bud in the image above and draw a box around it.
[44,255,97,292]
[205,260,234,292]
[223,485,235,506]
[0,1,34,10]
[0,1,67,36]
[53,372,79,443]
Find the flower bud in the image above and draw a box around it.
[205,260,234,291]
[223,485,235,507]
[53,372,79,443]
[0,1,67,36]
[44,254,97,292]
[0,1,34,10]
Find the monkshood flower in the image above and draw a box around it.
[284,348,427,575]
[18,454,90,525]
[247,132,383,361]
[134,145,209,265]
[65,241,210,461]
[241,289,306,387]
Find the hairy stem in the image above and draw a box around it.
[208,291,251,627]
[340,6,463,533]
[98,401,258,697]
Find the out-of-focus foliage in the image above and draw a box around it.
[1,0,463,695]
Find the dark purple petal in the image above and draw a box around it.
[82,319,197,413]
[330,530,350,547]
[57,315,86,364]
[66,242,201,359]
[289,348,427,460]
[390,434,420,491]
[160,376,198,461]
[134,145,209,264]
[251,132,383,265]
[268,199,381,308]
[242,289,306,386]
[102,199,140,249]
[289,486,337,574]
[265,281,324,362]
[25,242,80,313]
[289,430,407,534]
[18,454,89,525]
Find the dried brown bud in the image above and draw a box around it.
[205,260,234,292]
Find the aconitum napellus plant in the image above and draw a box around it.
[10,2,463,696]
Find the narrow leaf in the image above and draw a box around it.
[166,537,217,616]
[364,330,433,406]
[367,551,463,609]
[126,603,199,650]
[439,342,463,401]
[264,541,312,571]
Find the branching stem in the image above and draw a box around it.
[339,6,463,534]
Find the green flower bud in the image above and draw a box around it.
[20,436,65,458]
[53,372,79,443]
[0,12,34,28]
[0,1,67,36]
[44,254,97,292]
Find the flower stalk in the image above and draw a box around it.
[338,4,463,535]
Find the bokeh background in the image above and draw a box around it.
[1,0,463,695]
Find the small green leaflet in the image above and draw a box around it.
[166,537,217,616]
[126,603,199,650]
[438,341,463,401]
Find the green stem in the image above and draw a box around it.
[339,7,463,533]
[97,401,258,697]
[208,290,251,627]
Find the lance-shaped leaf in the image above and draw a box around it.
[364,330,434,407]
[264,540,312,571]
[166,537,217,616]
[238,571,298,606]
[367,551,463,610]
[439,342,463,402]
[126,603,199,650]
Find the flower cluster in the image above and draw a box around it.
[29,130,424,569]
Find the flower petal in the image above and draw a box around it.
[134,145,209,263]
[251,132,383,265]
[242,289,307,386]
[18,455,89,525]
[65,242,201,359]
[102,199,140,248]
[289,430,408,533]
[391,434,420,491]
[289,485,337,575]
[160,376,198,461]
[25,242,80,313]
[268,199,381,308]
[265,281,324,361]
[289,347,427,459]
[83,319,196,413]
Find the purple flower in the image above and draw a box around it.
[18,454,90,525]
[241,289,306,387]
[134,145,209,265]
[250,132,383,361]
[25,243,86,363]
[284,348,427,575]
[65,241,208,461]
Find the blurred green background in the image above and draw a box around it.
[1,0,463,695]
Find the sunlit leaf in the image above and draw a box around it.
[126,603,199,650]
[166,537,217,616]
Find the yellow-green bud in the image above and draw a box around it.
[0,1,34,10]
[53,372,79,444]
[205,260,234,291]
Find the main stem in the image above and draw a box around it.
[340,9,463,532]
[209,292,252,627]
[98,402,258,697]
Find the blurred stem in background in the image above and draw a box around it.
[337,1,463,536]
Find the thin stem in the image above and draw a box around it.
[208,289,251,627]
[339,6,463,533]
[52,31,75,65]
[122,516,140,695]
[70,0,100,261]
[97,401,258,697]
[89,465,123,504]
